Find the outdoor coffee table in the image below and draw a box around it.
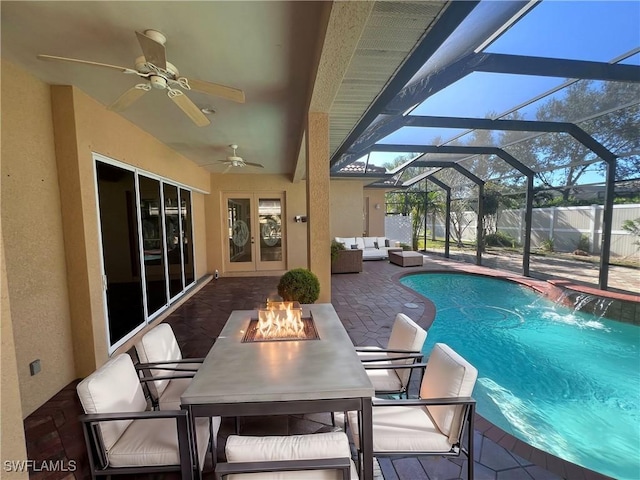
[389,250,424,267]
[181,303,375,480]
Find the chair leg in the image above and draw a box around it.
[467,404,475,480]
[330,411,335,426]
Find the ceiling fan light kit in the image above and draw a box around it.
[37,28,245,127]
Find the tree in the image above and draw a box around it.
[520,80,640,200]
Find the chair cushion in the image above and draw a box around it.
[387,314,427,387]
[363,366,403,393]
[136,323,184,398]
[419,343,477,443]
[347,405,452,453]
[109,416,212,468]
[225,432,358,480]
[157,367,200,410]
[77,354,147,451]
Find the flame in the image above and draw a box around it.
[256,302,306,340]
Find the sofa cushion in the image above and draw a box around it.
[363,237,377,249]
[355,237,365,249]
[335,237,355,249]
[76,354,147,451]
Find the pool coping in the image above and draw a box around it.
[392,258,620,480]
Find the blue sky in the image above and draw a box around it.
[371,0,639,186]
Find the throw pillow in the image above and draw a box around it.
[385,239,390,247]
[374,241,379,249]
[351,244,358,249]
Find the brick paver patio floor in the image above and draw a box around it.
[23,253,630,479]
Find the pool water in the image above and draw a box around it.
[401,273,640,480]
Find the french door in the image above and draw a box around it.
[223,193,286,272]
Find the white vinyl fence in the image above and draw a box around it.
[430,204,640,257]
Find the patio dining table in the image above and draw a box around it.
[180,303,375,480]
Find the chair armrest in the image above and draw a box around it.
[79,409,189,422]
[139,373,196,383]
[372,396,475,407]
[355,347,421,354]
[360,353,423,363]
[216,457,351,479]
[363,362,427,370]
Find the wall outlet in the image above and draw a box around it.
[29,359,41,376]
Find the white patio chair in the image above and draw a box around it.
[356,313,427,398]
[347,343,478,480]
[135,323,204,410]
[216,432,358,480]
[76,353,215,479]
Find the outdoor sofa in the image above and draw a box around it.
[335,236,399,260]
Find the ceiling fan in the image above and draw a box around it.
[215,144,264,173]
[37,29,245,127]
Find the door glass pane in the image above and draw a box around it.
[227,198,252,263]
[181,189,195,286]
[96,162,144,345]
[163,184,183,298]
[139,176,167,315]
[259,198,282,262]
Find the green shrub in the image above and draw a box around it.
[540,238,554,253]
[277,268,320,304]
[485,231,518,248]
[576,234,590,252]
[330,239,345,262]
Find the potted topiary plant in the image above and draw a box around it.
[277,268,320,304]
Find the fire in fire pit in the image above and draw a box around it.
[242,301,319,342]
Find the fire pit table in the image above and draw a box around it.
[181,303,375,479]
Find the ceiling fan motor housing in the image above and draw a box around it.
[149,75,168,89]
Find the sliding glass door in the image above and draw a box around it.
[95,156,197,351]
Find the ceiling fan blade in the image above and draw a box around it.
[37,54,139,74]
[222,164,233,174]
[187,78,246,103]
[136,30,167,70]
[168,89,210,127]
[109,84,150,111]
[244,162,265,168]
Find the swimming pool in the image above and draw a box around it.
[401,273,640,480]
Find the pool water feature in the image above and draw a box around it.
[401,273,640,480]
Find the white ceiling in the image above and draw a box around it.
[1,1,448,177]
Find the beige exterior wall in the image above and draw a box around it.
[1,61,215,417]
[1,60,76,416]
[51,84,212,374]
[1,231,29,477]
[364,188,387,237]
[330,179,364,238]
[207,173,308,276]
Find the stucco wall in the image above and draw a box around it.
[208,174,307,276]
[1,60,76,416]
[1,60,216,418]
[1,228,29,477]
[364,188,387,237]
[330,179,364,238]
[51,84,212,373]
